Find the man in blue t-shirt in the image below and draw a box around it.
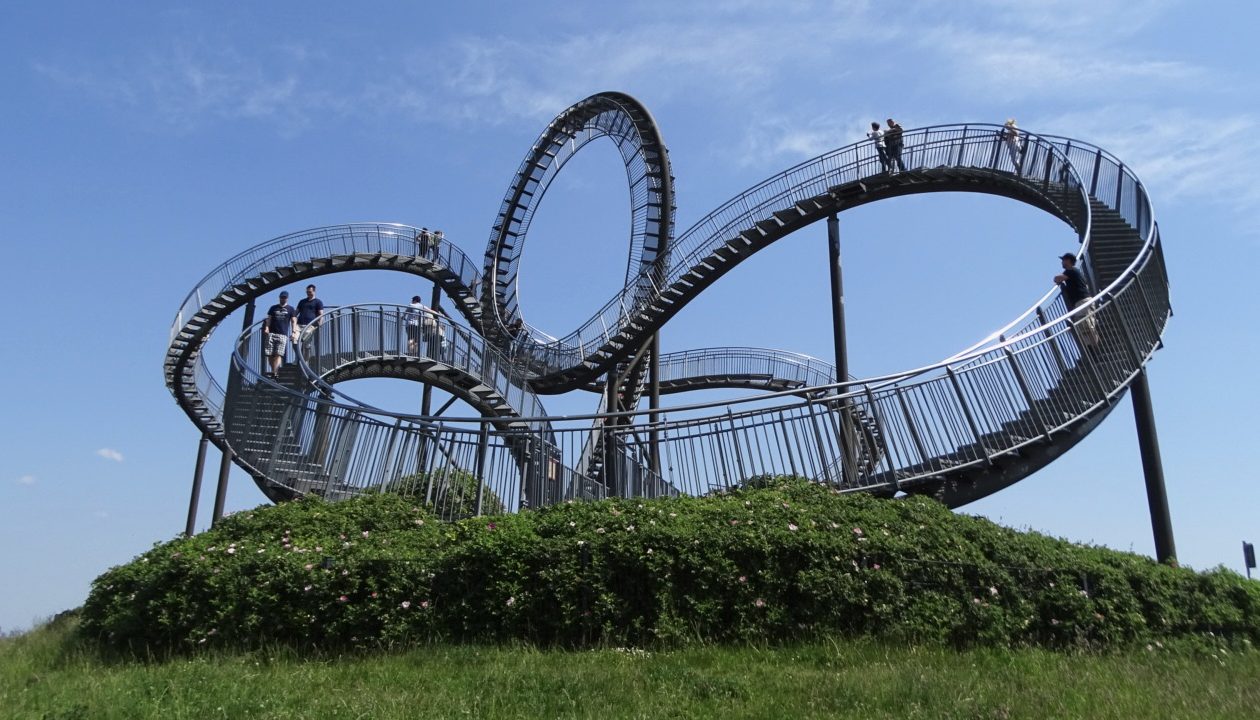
[262,290,296,377]
[1054,253,1099,347]
[296,284,324,331]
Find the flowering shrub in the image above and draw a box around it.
[79,478,1260,655]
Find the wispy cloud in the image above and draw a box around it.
[736,112,874,168]
[96,448,124,463]
[33,40,347,134]
[16,475,36,486]
[1038,106,1260,215]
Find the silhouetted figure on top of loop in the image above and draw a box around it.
[867,121,890,174]
[1001,118,1023,171]
[884,118,905,174]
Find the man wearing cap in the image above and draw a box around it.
[1054,253,1099,348]
[262,290,297,377]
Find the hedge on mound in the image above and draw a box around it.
[80,478,1260,654]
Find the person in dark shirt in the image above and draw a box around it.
[262,290,297,377]
[884,118,905,173]
[296,284,324,329]
[1054,253,1099,347]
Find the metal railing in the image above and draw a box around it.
[168,223,485,347]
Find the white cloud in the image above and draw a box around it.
[16,475,36,486]
[96,448,125,462]
[736,112,874,168]
[33,41,344,135]
[1037,106,1260,215]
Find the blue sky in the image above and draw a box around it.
[3,1,1259,631]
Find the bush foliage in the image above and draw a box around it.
[80,477,1260,655]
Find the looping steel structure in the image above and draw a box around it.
[167,91,1172,528]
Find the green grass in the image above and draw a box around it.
[4,619,1258,719]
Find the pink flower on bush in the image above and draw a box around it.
[487,523,497,530]
[506,596,516,607]
[226,548,236,555]
[304,585,312,592]
[872,563,881,570]
[420,600,430,609]
[753,598,766,608]
[738,576,747,584]
[338,595,349,603]
[852,527,863,536]
[401,601,412,609]
[787,523,798,531]
[305,563,314,570]
[361,531,370,538]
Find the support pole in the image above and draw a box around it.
[1130,369,1176,563]
[604,374,619,497]
[649,333,661,480]
[827,214,849,387]
[184,434,209,536]
[421,283,442,416]
[211,446,234,527]
[827,213,854,483]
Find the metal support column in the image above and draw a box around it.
[649,333,661,478]
[421,283,442,416]
[1130,369,1176,563]
[827,213,854,482]
[604,373,619,497]
[211,445,234,527]
[184,434,209,536]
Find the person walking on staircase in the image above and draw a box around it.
[1055,253,1100,349]
[263,290,297,378]
[296,284,324,333]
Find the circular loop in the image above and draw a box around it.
[482,92,675,338]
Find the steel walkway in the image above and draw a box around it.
[165,92,1169,518]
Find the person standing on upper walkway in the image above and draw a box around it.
[867,122,890,174]
[1001,118,1023,171]
[884,118,905,173]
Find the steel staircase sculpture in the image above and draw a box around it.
[166,92,1169,519]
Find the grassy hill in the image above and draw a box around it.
[77,477,1260,654]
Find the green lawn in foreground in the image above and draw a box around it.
[2,622,1257,719]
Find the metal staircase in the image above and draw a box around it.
[166,96,1169,517]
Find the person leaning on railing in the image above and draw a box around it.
[1001,119,1023,170]
[1055,253,1100,349]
